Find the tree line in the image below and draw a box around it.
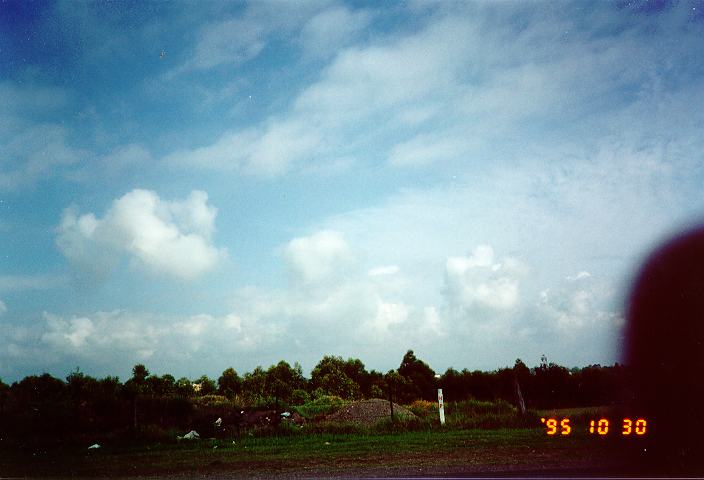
[0,350,629,440]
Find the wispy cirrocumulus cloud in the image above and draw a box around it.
[0,275,67,292]
[178,18,266,72]
[164,2,704,180]
[67,144,153,182]
[165,1,328,76]
[56,189,226,280]
[0,82,86,190]
[164,120,321,176]
[0,123,86,190]
[299,5,373,60]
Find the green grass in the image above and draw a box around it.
[0,427,634,477]
[0,402,641,477]
[536,405,620,426]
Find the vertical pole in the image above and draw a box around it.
[438,389,445,425]
[514,376,526,417]
[389,389,395,423]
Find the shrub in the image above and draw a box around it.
[193,394,231,408]
[294,395,347,419]
[370,385,384,398]
[447,398,516,416]
[407,399,435,417]
[290,389,309,405]
[433,398,535,430]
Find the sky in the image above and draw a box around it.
[1,0,703,383]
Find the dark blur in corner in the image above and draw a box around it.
[625,226,704,474]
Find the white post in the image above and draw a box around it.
[437,388,445,425]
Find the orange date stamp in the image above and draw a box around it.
[540,417,647,436]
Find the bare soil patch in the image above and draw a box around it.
[324,398,416,425]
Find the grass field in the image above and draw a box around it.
[0,427,641,478]
[0,402,654,478]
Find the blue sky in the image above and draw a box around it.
[1,0,703,382]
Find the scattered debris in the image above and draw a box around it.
[281,411,291,417]
[214,417,222,427]
[177,430,200,440]
[87,444,101,450]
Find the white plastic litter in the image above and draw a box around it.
[281,412,291,417]
[177,430,200,440]
[88,443,101,450]
[214,417,222,427]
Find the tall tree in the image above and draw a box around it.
[265,361,305,408]
[311,356,361,399]
[242,367,267,403]
[175,377,195,397]
[124,364,151,429]
[398,350,436,401]
[218,367,242,398]
[0,378,8,420]
[194,375,217,396]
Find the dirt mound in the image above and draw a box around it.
[325,398,417,425]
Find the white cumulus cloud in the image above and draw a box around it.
[368,265,400,276]
[56,189,226,280]
[444,245,525,314]
[0,309,282,379]
[365,301,409,336]
[283,230,352,285]
[567,271,592,282]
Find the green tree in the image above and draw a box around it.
[66,367,96,400]
[93,376,122,430]
[11,373,69,434]
[398,350,436,401]
[361,368,385,399]
[146,374,176,396]
[66,367,99,429]
[194,375,217,396]
[132,364,149,385]
[290,388,309,405]
[175,377,195,397]
[311,356,361,399]
[439,367,467,401]
[124,364,151,429]
[218,367,242,398]
[243,366,267,403]
[265,361,304,408]
[0,378,9,421]
[383,370,407,423]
